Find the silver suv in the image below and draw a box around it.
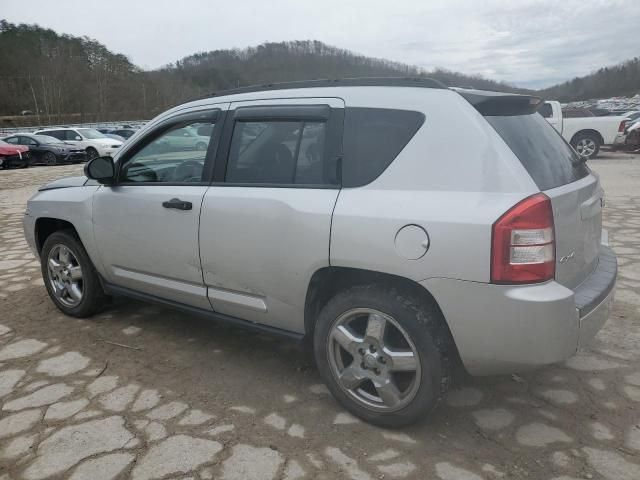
[23,78,617,427]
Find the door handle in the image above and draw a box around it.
[162,198,192,210]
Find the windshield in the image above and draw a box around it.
[33,135,64,144]
[77,128,107,139]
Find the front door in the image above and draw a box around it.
[92,106,228,309]
[199,98,344,332]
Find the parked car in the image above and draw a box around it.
[2,134,86,165]
[150,126,209,152]
[540,101,628,158]
[623,111,640,124]
[34,127,122,160]
[0,140,30,168]
[104,133,126,142]
[110,129,136,139]
[23,79,617,427]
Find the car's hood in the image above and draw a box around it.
[38,176,90,191]
[0,144,28,155]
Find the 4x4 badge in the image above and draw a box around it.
[559,251,576,263]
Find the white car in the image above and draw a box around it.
[540,101,627,159]
[34,128,122,160]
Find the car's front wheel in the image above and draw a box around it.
[43,152,57,166]
[86,147,98,160]
[314,284,451,428]
[41,230,107,317]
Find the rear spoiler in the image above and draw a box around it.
[455,89,544,116]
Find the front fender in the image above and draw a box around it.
[26,185,106,277]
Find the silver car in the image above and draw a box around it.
[23,78,617,427]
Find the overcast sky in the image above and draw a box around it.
[3,0,638,88]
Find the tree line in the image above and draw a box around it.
[1,20,638,127]
[538,57,640,102]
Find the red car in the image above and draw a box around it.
[0,140,30,169]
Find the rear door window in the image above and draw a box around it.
[486,113,589,190]
[226,120,328,185]
[41,130,64,140]
[342,108,425,187]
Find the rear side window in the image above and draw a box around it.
[486,113,589,191]
[342,108,425,187]
[226,120,328,185]
[41,130,63,140]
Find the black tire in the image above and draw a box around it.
[571,132,600,159]
[41,230,108,317]
[86,147,98,160]
[313,284,451,428]
[43,152,58,166]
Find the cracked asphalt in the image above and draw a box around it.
[0,151,639,480]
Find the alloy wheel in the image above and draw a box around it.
[575,138,596,158]
[46,244,84,307]
[327,308,421,412]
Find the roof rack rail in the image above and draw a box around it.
[206,76,447,98]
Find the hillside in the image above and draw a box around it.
[2,20,639,125]
[0,21,519,124]
[539,57,640,102]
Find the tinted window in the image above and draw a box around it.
[64,131,81,141]
[120,120,215,183]
[342,108,425,187]
[226,120,328,185]
[20,136,37,145]
[486,113,589,190]
[40,130,65,140]
[538,103,553,118]
[4,136,19,144]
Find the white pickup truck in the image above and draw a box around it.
[540,101,628,159]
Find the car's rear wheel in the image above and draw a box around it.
[571,133,600,159]
[41,230,108,317]
[314,284,451,427]
[43,152,57,166]
[86,147,98,160]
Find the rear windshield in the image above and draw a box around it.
[486,113,590,190]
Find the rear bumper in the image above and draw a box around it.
[421,244,617,375]
[613,133,627,145]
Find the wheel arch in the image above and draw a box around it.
[35,217,79,254]
[570,129,604,146]
[304,266,462,368]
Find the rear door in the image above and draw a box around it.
[485,112,600,289]
[198,98,344,333]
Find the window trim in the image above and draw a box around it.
[213,104,343,188]
[113,108,223,187]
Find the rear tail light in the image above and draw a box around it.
[619,120,627,133]
[491,193,555,284]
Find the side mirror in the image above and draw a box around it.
[75,136,82,141]
[85,156,115,184]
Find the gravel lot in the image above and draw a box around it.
[0,151,639,480]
